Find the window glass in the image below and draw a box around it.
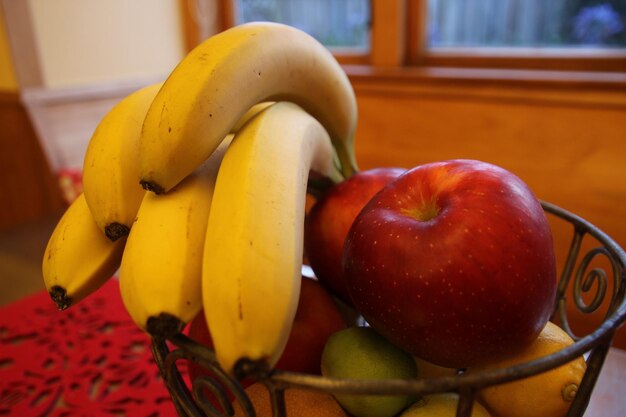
[428,0,626,48]
[234,0,370,50]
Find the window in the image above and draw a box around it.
[233,0,371,51]
[428,0,626,48]
[193,0,626,73]
[420,0,626,72]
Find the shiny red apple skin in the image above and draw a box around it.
[343,159,557,368]
[305,167,405,303]
[188,276,346,386]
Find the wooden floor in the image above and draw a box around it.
[0,211,62,306]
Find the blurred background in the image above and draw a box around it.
[0,5,625,417]
[0,0,625,344]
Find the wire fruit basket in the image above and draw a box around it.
[151,201,626,417]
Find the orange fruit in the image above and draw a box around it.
[472,321,586,417]
[232,382,348,417]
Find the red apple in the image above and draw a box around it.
[188,276,345,387]
[305,167,405,303]
[343,159,557,368]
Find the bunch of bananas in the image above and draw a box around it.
[42,22,358,375]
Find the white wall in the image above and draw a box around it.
[14,0,188,171]
[28,0,186,88]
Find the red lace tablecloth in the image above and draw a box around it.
[0,279,180,417]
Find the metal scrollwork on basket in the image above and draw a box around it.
[151,333,256,417]
[151,201,626,417]
[549,203,625,334]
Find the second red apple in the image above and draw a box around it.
[304,167,405,303]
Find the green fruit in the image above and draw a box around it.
[321,326,418,417]
[400,393,492,417]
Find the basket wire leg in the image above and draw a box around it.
[265,382,287,417]
[456,387,478,417]
[553,226,585,323]
[161,333,257,417]
[151,338,205,417]
[192,376,235,417]
[565,336,612,417]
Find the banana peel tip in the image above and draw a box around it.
[49,286,72,311]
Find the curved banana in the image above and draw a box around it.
[139,21,357,195]
[118,135,232,336]
[231,101,274,132]
[82,83,162,241]
[42,193,125,310]
[202,102,343,375]
[83,85,272,242]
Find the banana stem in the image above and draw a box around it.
[307,175,338,200]
[335,141,359,179]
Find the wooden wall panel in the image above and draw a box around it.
[0,92,65,231]
[351,81,626,250]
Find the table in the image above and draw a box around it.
[1,279,625,416]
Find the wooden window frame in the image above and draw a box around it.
[182,0,626,82]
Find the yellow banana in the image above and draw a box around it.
[202,102,343,375]
[118,135,232,336]
[83,85,271,242]
[82,83,162,241]
[139,21,357,195]
[42,193,125,310]
[231,101,275,132]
